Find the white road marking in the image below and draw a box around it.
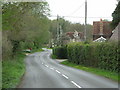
[42,63,43,64]
[50,68,54,70]
[62,74,69,79]
[45,65,49,67]
[55,70,61,74]
[71,81,82,88]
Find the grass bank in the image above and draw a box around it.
[2,54,26,88]
[61,60,119,82]
[31,48,44,53]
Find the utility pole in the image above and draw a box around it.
[59,25,63,46]
[57,15,60,46]
[56,15,63,46]
[84,0,87,41]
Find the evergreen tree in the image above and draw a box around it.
[111,1,120,29]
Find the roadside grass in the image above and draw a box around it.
[47,48,52,49]
[31,48,44,53]
[2,54,26,88]
[61,60,119,82]
[0,61,2,89]
[51,54,58,59]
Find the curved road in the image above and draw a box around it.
[19,48,118,88]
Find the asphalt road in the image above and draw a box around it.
[19,48,119,88]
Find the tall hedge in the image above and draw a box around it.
[67,42,119,73]
[53,45,67,59]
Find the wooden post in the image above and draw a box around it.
[84,0,87,41]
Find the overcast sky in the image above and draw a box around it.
[46,0,118,24]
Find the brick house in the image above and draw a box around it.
[93,19,113,40]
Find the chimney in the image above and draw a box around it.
[100,19,103,35]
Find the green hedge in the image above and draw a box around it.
[67,42,119,73]
[53,45,67,59]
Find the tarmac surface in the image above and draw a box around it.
[19,48,119,88]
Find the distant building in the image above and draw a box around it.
[93,19,113,40]
[93,36,106,42]
[62,31,84,45]
[66,31,84,42]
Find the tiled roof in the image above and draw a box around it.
[93,21,112,35]
[66,32,84,39]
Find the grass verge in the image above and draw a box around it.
[2,54,26,88]
[31,48,44,53]
[51,54,58,59]
[61,60,119,82]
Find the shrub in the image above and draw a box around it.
[2,33,13,60]
[67,42,119,73]
[53,45,67,59]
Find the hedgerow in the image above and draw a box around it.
[53,45,67,59]
[67,42,119,73]
[52,42,119,72]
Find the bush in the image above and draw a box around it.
[2,33,13,60]
[53,45,67,59]
[67,42,119,73]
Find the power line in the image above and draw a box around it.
[68,2,85,15]
[49,15,112,19]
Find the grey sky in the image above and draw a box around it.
[46,0,118,24]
